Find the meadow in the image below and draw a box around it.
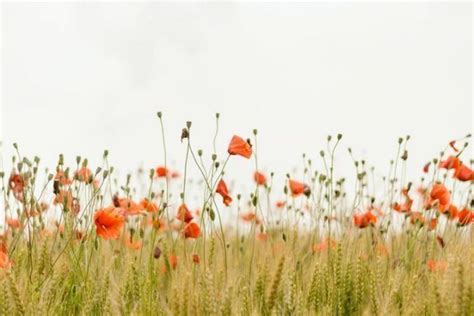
[0,112,472,315]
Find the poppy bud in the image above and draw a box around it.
[320,151,325,157]
[253,129,257,135]
[398,137,403,144]
[154,246,162,259]
[337,134,342,140]
[215,113,220,119]
[211,154,217,161]
[197,149,203,156]
[327,135,332,142]
[76,156,81,164]
[401,150,408,161]
[157,112,162,118]
[186,121,192,129]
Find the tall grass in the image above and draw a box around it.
[0,113,472,315]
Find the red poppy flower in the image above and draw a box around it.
[139,199,159,213]
[192,254,200,264]
[0,251,12,270]
[6,218,20,229]
[156,166,168,178]
[430,183,450,209]
[8,173,25,201]
[169,254,178,270]
[393,188,413,213]
[75,167,92,182]
[289,180,310,197]
[353,211,377,229]
[54,190,80,214]
[275,200,286,209]
[94,206,125,240]
[453,164,474,182]
[456,208,473,226]
[228,135,252,159]
[254,171,267,186]
[427,259,447,273]
[216,179,232,206]
[113,197,144,216]
[176,204,193,223]
[183,222,201,239]
[438,156,461,170]
[54,171,72,185]
[240,212,261,224]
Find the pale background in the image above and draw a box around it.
[1,2,472,198]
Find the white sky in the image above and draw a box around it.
[1,2,472,198]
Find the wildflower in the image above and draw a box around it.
[156,166,168,178]
[240,212,261,224]
[353,211,377,228]
[169,254,178,270]
[430,183,450,210]
[312,239,336,253]
[171,171,180,179]
[6,218,20,229]
[438,156,461,170]
[216,179,232,206]
[124,234,142,250]
[183,222,201,239]
[393,187,413,213]
[0,251,12,269]
[453,164,474,182]
[456,208,473,226]
[176,204,193,223]
[410,212,425,225]
[139,199,158,213]
[94,206,125,240]
[228,135,252,158]
[54,190,80,214]
[54,170,71,185]
[8,173,25,201]
[254,171,267,186]
[113,196,144,216]
[275,200,286,209]
[75,167,92,182]
[192,254,200,264]
[289,180,310,197]
[256,232,268,241]
[427,259,447,273]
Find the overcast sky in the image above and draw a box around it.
[1,2,472,197]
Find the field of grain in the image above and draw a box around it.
[0,113,472,315]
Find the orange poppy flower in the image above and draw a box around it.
[393,188,413,213]
[140,199,159,213]
[6,218,20,229]
[75,167,92,182]
[410,212,425,225]
[256,232,268,241]
[228,135,252,159]
[289,180,310,197]
[156,166,168,178]
[192,254,200,264]
[169,254,178,270]
[8,173,25,201]
[428,218,438,230]
[240,212,261,224]
[453,164,474,182]
[94,206,125,240]
[216,179,232,206]
[427,259,447,273]
[275,200,286,209]
[113,196,144,216]
[176,204,193,223]
[438,156,461,170]
[183,222,201,239]
[124,234,142,250]
[54,171,72,185]
[312,239,337,253]
[254,171,267,186]
[0,251,12,270]
[430,183,450,209]
[54,190,80,214]
[456,208,473,226]
[353,211,377,229]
